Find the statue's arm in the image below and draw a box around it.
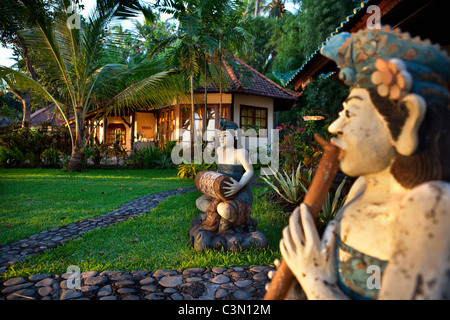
[223,148,254,197]
[379,181,450,299]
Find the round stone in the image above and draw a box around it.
[35,277,55,287]
[7,288,36,300]
[233,290,251,299]
[141,285,157,292]
[28,274,51,282]
[38,286,53,297]
[117,287,136,294]
[97,285,112,297]
[60,290,82,300]
[144,292,165,300]
[122,294,140,300]
[84,276,107,286]
[81,271,98,278]
[100,296,117,300]
[139,277,155,285]
[182,268,206,275]
[215,288,229,299]
[171,293,184,300]
[3,277,25,286]
[210,274,230,284]
[153,269,178,278]
[159,276,183,288]
[235,280,253,288]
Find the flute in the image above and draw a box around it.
[264,134,341,300]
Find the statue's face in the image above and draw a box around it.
[328,88,396,177]
[219,130,235,148]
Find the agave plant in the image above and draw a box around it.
[0,0,180,171]
[319,177,348,225]
[261,162,309,205]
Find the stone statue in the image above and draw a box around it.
[276,26,450,299]
[189,120,267,252]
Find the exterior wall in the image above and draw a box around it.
[233,93,274,149]
[135,112,156,142]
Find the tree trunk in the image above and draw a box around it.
[190,73,195,158]
[67,111,85,172]
[255,0,260,16]
[21,89,31,127]
[204,58,207,137]
[10,89,32,128]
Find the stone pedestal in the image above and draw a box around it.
[189,213,268,253]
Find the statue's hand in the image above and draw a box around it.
[223,178,241,197]
[280,204,338,299]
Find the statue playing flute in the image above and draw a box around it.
[268,26,450,300]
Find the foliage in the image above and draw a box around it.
[0,125,70,168]
[319,177,348,226]
[177,162,217,179]
[84,139,109,166]
[277,116,330,173]
[0,0,180,171]
[260,162,309,206]
[127,141,177,169]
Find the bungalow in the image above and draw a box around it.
[29,104,65,130]
[84,56,301,152]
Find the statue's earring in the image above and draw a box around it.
[391,94,426,156]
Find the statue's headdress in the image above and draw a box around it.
[320,26,450,104]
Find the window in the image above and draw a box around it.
[157,107,175,145]
[180,104,232,134]
[240,105,267,132]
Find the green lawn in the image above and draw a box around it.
[0,169,287,279]
[0,168,194,245]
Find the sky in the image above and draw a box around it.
[0,0,299,68]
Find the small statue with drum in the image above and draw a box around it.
[189,120,268,252]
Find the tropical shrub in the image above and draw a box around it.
[261,162,310,206]
[0,125,70,168]
[177,162,217,179]
[319,177,348,226]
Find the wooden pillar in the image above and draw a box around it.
[130,111,135,151]
[103,115,107,144]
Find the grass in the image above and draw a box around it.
[0,169,288,279]
[0,168,194,245]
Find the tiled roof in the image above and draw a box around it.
[196,56,301,101]
[29,104,65,127]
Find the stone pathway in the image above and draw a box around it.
[0,266,275,300]
[0,180,276,300]
[0,187,196,272]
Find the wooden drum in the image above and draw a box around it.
[195,171,236,202]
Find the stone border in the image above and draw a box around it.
[0,266,276,300]
[0,187,196,272]
[0,179,279,300]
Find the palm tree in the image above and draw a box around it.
[0,0,179,171]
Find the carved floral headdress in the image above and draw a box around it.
[320,25,450,104]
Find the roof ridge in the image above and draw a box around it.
[30,107,48,118]
[231,56,301,99]
[222,59,243,92]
